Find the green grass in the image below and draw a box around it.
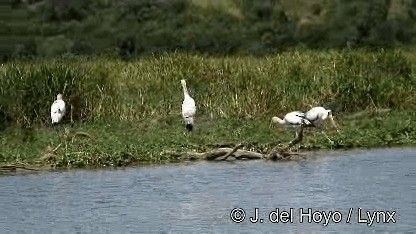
[0,49,415,168]
[0,110,414,168]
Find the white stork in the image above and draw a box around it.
[181,79,196,132]
[304,106,339,143]
[272,111,311,138]
[50,93,66,125]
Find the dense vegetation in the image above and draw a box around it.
[2,0,416,60]
[0,49,415,168]
[1,49,415,127]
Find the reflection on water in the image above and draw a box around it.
[0,147,415,233]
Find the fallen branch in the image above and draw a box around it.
[179,147,264,161]
[0,165,39,172]
[267,124,304,160]
[167,123,308,161]
[166,142,306,161]
[215,143,244,160]
[178,146,305,161]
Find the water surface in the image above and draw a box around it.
[0,147,415,233]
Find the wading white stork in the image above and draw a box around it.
[50,93,66,125]
[271,111,311,138]
[181,79,196,132]
[304,106,339,143]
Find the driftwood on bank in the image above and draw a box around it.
[174,124,306,161]
[185,146,264,160]
[267,125,305,160]
[174,145,302,161]
[0,165,40,176]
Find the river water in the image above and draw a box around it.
[0,147,415,233]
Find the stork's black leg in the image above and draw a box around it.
[185,124,193,132]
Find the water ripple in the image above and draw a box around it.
[0,147,415,233]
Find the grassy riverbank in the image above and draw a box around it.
[0,110,415,168]
[1,49,415,168]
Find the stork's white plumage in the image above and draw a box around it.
[272,111,311,137]
[181,79,196,132]
[50,94,66,125]
[304,106,339,143]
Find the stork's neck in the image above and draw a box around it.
[272,117,285,125]
[276,118,285,125]
[182,83,189,97]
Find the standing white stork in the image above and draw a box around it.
[50,93,66,125]
[304,106,339,143]
[271,111,311,138]
[181,79,196,132]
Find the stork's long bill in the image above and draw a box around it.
[329,113,340,132]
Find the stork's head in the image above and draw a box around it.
[57,94,63,100]
[180,79,186,87]
[327,109,332,115]
[270,117,279,128]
